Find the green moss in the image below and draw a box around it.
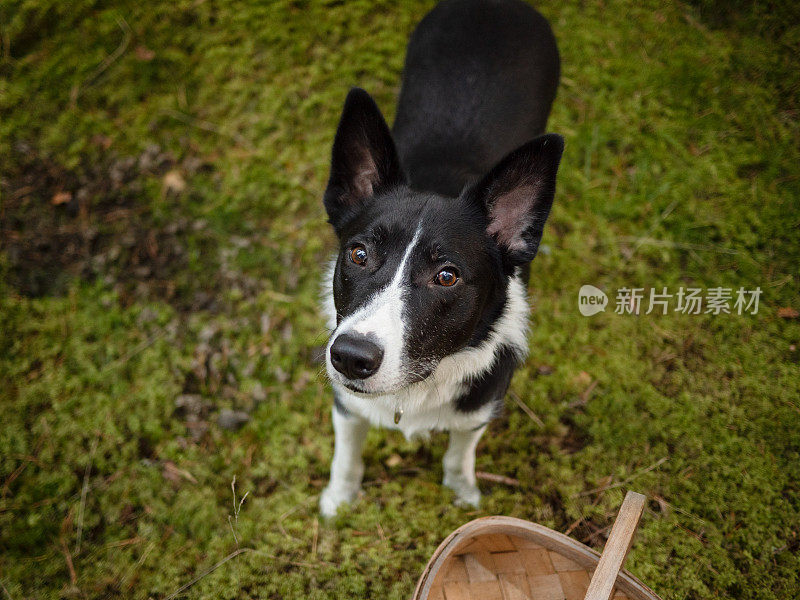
[1,0,799,598]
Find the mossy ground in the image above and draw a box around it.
[1,1,799,598]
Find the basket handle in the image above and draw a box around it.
[583,491,646,600]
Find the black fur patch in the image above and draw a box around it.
[454,345,521,413]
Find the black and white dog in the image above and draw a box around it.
[319,0,562,517]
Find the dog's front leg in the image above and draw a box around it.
[442,425,487,508]
[319,405,370,518]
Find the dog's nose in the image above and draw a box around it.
[329,333,383,380]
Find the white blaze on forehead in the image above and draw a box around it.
[328,223,423,390]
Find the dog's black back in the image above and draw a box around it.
[393,0,560,197]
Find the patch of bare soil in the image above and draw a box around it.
[1,141,217,309]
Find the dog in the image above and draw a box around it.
[319,0,562,518]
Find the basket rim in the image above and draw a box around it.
[411,515,662,600]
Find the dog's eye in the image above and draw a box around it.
[350,245,368,265]
[436,268,459,287]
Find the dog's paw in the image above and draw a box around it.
[453,485,481,508]
[319,485,359,518]
[443,474,481,509]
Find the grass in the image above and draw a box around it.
[1,0,799,598]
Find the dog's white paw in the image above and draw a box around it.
[319,485,360,518]
[453,485,481,508]
[443,474,481,509]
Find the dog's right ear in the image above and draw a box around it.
[323,88,404,232]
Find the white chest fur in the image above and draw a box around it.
[333,380,494,438]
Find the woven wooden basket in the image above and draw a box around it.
[412,492,661,600]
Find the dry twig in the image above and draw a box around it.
[509,391,545,428]
[0,580,13,600]
[163,548,252,600]
[162,109,254,150]
[75,434,100,554]
[617,236,738,255]
[311,518,319,558]
[475,471,521,487]
[575,457,668,498]
[59,538,77,586]
[70,16,132,105]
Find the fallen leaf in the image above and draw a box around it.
[91,134,112,149]
[162,461,197,484]
[135,45,155,61]
[778,307,799,319]
[52,191,72,205]
[573,370,592,387]
[385,454,402,468]
[162,170,186,194]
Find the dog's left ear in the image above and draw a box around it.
[324,88,404,232]
[465,134,564,265]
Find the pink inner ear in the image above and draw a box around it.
[349,147,378,202]
[486,184,537,251]
[353,166,376,199]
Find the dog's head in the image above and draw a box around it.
[323,89,563,395]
